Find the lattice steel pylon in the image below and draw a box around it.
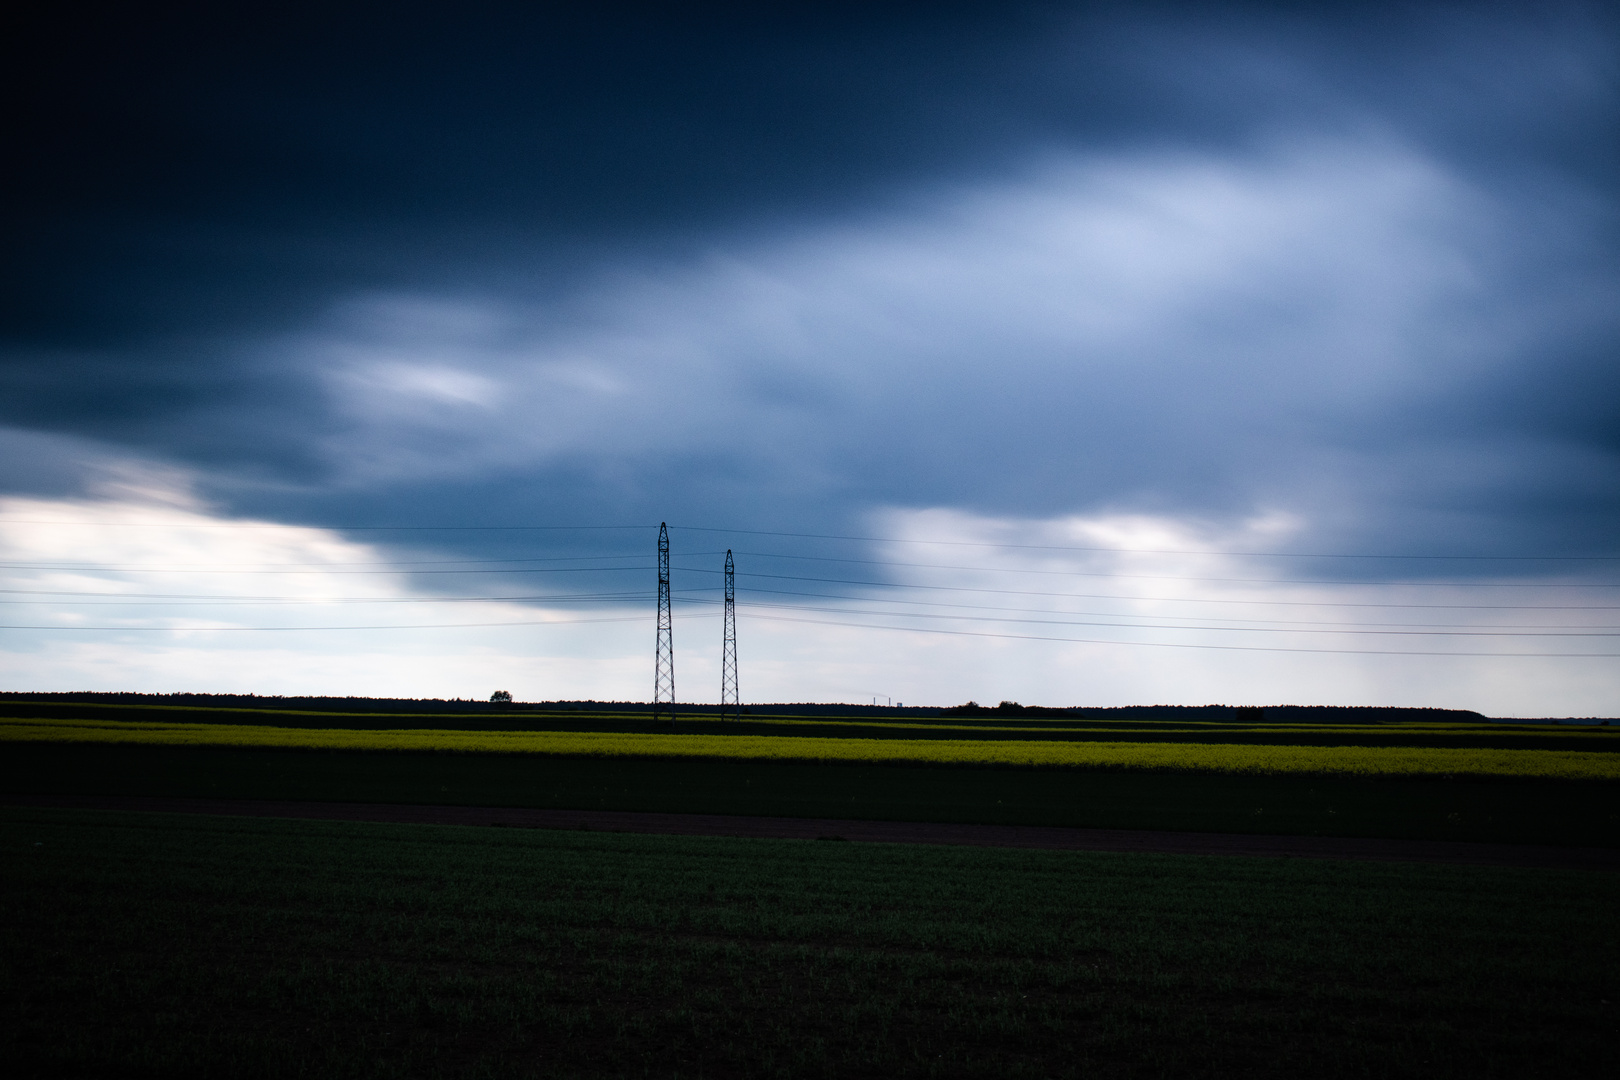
[653,522,675,724]
[720,549,739,721]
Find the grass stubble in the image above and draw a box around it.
[3,807,1616,1079]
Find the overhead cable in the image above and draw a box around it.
[741,610,1620,658]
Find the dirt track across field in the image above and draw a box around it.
[7,793,1615,871]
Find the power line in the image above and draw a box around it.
[676,565,1620,592]
[725,588,1620,631]
[0,552,736,573]
[6,581,1616,612]
[2,536,1612,586]
[8,568,1617,631]
[6,518,1620,665]
[2,513,1614,561]
[732,582,1620,614]
[0,563,658,577]
[680,526,1620,562]
[0,587,677,603]
[0,613,719,632]
[0,550,707,572]
[0,596,650,608]
[0,520,654,531]
[734,598,1620,637]
[741,610,1620,658]
[13,587,1616,632]
[718,553,1620,590]
[0,552,716,573]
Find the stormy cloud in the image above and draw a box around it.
[3,3,1617,709]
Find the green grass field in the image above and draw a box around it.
[3,806,1614,1079]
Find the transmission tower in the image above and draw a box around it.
[720,549,738,721]
[653,522,674,723]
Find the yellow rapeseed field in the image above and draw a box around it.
[2,715,1616,780]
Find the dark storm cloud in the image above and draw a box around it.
[4,3,1074,338]
[4,1,1104,480]
[2,1,1618,579]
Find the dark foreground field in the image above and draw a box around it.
[4,741,1615,848]
[3,806,1616,1079]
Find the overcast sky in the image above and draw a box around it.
[3,2,1617,714]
